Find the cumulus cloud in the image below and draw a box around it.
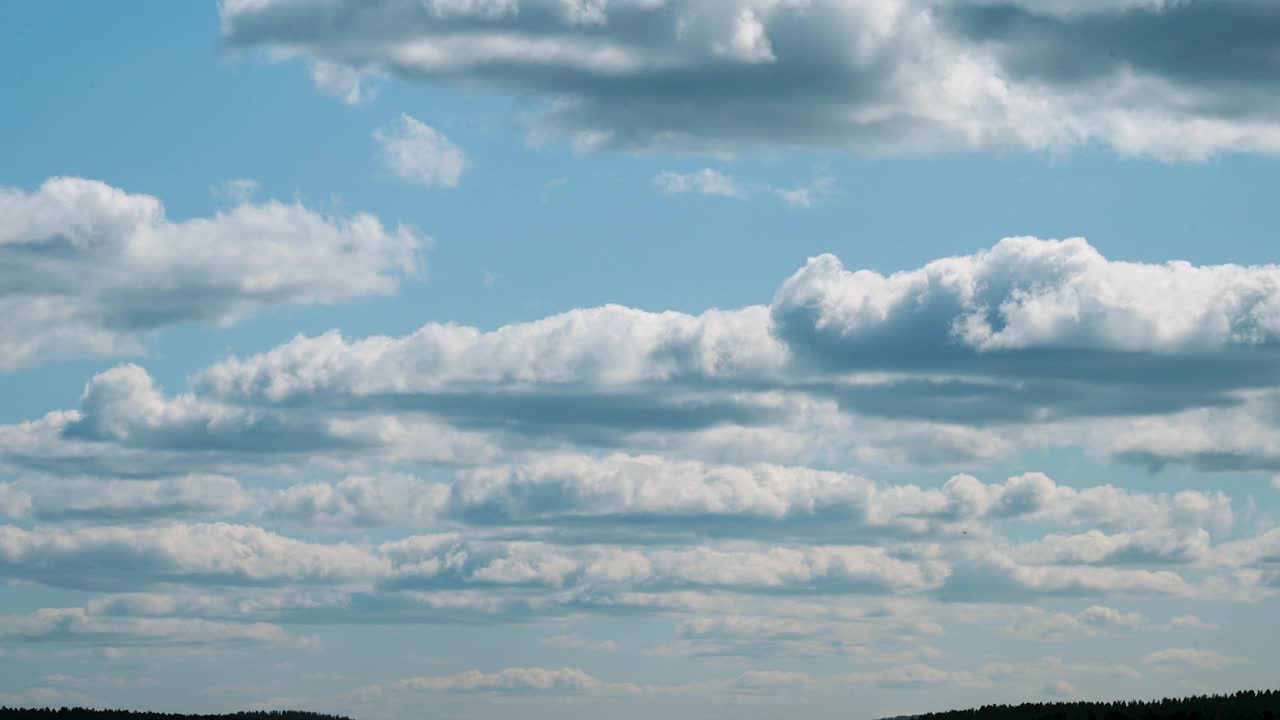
[1002,605,1147,642]
[6,236,1280,482]
[169,236,1280,470]
[0,177,423,371]
[0,523,389,591]
[262,473,449,529]
[938,544,1196,602]
[195,304,785,397]
[374,114,468,188]
[1011,529,1214,566]
[773,236,1280,359]
[221,0,1280,159]
[0,364,494,479]
[444,455,1233,540]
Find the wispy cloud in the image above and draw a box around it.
[654,168,836,208]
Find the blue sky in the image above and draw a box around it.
[3,1,1280,718]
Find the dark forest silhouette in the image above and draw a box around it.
[892,691,1280,720]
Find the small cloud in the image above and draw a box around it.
[655,168,835,208]
[482,271,499,289]
[773,174,836,208]
[1043,680,1078,698]
[211,178,260,204]
[374,113,468,189]
[311,61,381,106]
[655,169,745,198]
[1169,616,1219,631]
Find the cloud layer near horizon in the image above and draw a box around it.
[5,219,1279,715]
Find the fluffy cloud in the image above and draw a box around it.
[195,304,785,397]
[7,237,1280,482]
[221,0,1280,159]
[172,237,1280,470]
[1011,529,1214,566]
[0,177,424,371]
[0,365,492,479]
[773,236,1280,360]
[938,544,1196,601]
[0,523,389,591]
[262,474,449,529]
[445,455,1233,539]
[1002,605,1147,642]
[374,114,468,188]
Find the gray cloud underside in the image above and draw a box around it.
[221,0,1280,158]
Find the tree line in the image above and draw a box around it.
[901,690,1280,720]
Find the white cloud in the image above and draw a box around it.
[774,236,1280,357]
[374,113,468,188]
[7,236,1280,484]
[311,61,382,105]
[1011,529,1213,566]
[262,473,449,528]
[0,474,252,522]
[1003,605,1147,642]
[655,169,747,198]
[195,303,785,398]
[0,523,390,590]
[446,455,1232,539]
[655,168,836,208]
[0,177,423,371]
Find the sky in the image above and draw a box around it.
[2,1,1280,718]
